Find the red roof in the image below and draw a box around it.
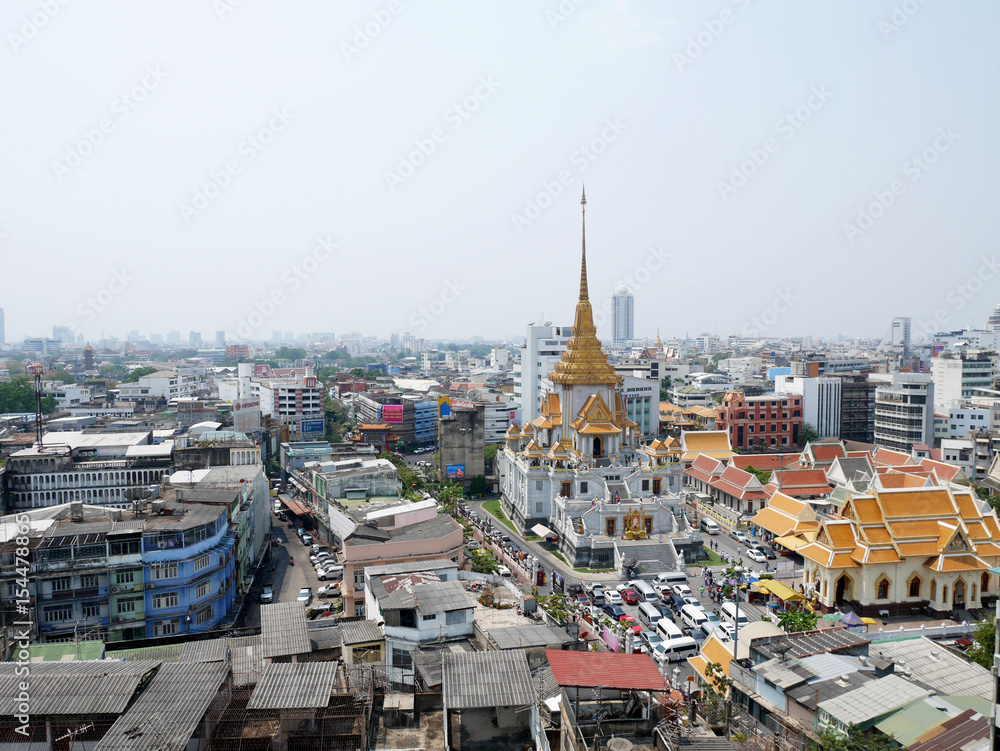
[810,444,846,462]
[545,650,667,691]
[685,454,724,483]
[729,453,800,471]
[281,497,311,517]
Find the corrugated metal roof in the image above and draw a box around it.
[247,662,339,710]
[486,625,574,650]
[443,651,534,710]
[872,637,993,700]
[546,650,668,691]
[96,661,230,751]
[909,707,991,751]
[261,602,311,658]
[754,657,817,689]
[310,624,343,651]
[340,619,384,646]
[818,673,929,726]
[0,660,159,715]
[752,628,869,662]
[106,644,185,663]
[375,578,475,615]
[179,637,228,663]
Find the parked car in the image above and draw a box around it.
[602,604,627,620]
[259,585,273,603]
[318,583,341,597]
[497,565,512,578]
[583,581,603,594]
[671,583,692,598]
[605,590,623,606]
[746,548,767,563]
[301,534,314,547]
[731,530,749,544]
[466,540,481,550]
[620,588,639,605]
[716,622,737,640]
[640,630,662,650]
[573,594,590,609]
[682,596,703,609]
[297,587,312,606]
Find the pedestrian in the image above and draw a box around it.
[700,585,705,596]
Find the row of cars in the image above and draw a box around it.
[728,528,777,564]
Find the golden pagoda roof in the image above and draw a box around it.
[522,439,544,457]
[521,422,535,435]
[547,440,571,460]
[505,424,521,439]
[549,189,622,387]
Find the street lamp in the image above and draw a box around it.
[732,565,744,653]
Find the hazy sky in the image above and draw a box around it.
[2,1,999,345]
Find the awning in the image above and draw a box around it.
[756,580,804,602]
[531,524,555,538]
[282,497,311,517]
[989,567,1000,575]
[775,535,809,551]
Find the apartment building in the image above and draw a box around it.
[116,370,204,403]
[513,323,573,426]
[872,373,935,452]
[715,392,804,450]
[931,351,996,410]
[774,375,842,439]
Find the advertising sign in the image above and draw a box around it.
[446,464,465,479]
[602,626,619,652]
[438,396,452,418]
[382,404,404,423]
[452,399,475,410]
[301,418,325,436]
[233,398,261,432]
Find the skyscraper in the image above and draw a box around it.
[611,284,634,347]
[0,307,5,344]
[890,317,911,359]
[215,330,226,346]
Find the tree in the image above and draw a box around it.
[468,475,487,496]
[0,380,56,414]
[438,482,463,509]
[470,549,500,575]
[484,444,498,473]
[815,724,895,751]
[800,422,820,445]
[123,366,158,383]
[660,376,672,402]
[778,609,817,633]
[50,369,75,384]
[967,614,995,670]
[744,466,772,485]
[274,346,307,361]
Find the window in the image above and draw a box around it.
[44,604,72,622]
[876,577,890,600]
[535,502,543,513]
[82,601,100,618]
[580,481,588,494]
[51,577,71,592]
[561,481,571,496]
[421,613,436,622]
[392,650,413,669]
[196,580,211,599]
[80,574,98,589]
[116,598,137,614]
[194,555,211,571]
[535,480,543,491]
[151,563,178,580]
[354,567,365,591]
[930,579,937,601]
[153,619,180,636]
[446,609,467,625]
[909,577,921,598]
[355,603,365,617]
[195,607,212,625]
[152,592,179,609]
[748,425,754,434]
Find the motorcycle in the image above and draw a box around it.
[289,556,294,565]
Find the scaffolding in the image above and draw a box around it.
[208,676,373,751]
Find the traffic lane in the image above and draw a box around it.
[468,500,584,594]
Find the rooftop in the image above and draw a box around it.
[0,660,159,715]
[545,650,668,691]
[818,673,930,727]
[442,650,535,710]
[260,602,311,659]
[247,662,339,710]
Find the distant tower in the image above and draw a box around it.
[987,304,1000,331]
[612,284,634,347]
[891,317,911,360]
[83,344,95,370]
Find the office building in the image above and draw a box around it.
[873,372,935,452]
[931,351,996,411]
[716,392,805,450]
[215,330,226,346]
[513,323,573,426]
[891,316,911,357]
[611,283,634,347]
[774,375,842,439]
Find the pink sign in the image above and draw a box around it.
[382,404,404,423]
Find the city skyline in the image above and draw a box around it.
[2,3,998,344]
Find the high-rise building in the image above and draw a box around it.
[167,331,180,344]
[0,307,5,344]
[513,323,572,426]
[611,284,634,347]
[215,330,226,346]
[891,316,911,358]
[189,331,201,346]
[127,329,140,342]
[52,325,74,343]
[931,351,996,410]
[774,375,842,439]
[873,372,935,451]
[987,303,1000,331]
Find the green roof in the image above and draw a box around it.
[20,641,105,661]
[875,696,992,746]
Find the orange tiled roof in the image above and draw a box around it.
[861,526,892,545]
[878,488,957,518]
[825,522,856,549]
[924,554,989,572]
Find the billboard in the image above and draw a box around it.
[301,418,325,436]
[382,404,404,423]
[233,398,261,432]
[445,464,465,479]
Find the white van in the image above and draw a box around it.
[629,580,658,603]
[700,517,720,535]
[720,602,750,628]
[659,636,700,662]
[652,571,688,587]
[656,618,686,643]
[680,604,709,631]
[637,602,663,629]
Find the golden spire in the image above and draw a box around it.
[654,328,663,348]
[550,187,622,387]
